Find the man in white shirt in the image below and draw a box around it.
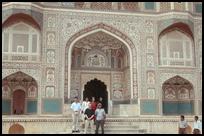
[70,97,81,133]
[95,103,106,134]
[178,115,188,134]
[193,116,202,134]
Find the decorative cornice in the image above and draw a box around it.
[2,62,42,69]
[2,2,202,20]
[2,116,201,122]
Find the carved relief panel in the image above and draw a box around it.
[147,54,154,67]
[46,68,55,83]
[112,73,124,100]
[47,14,56,28]
[147,88,155,99]
[46,49,55,64]
[164,87,176,100]
[47,32,56,46]
[2,85,11,98]
[45,86,55,98]
[147,71,155,85]
[87,54,106,67]
[146,37,154,51]
[145,20,154,33]
[28,86,37,98]
[70,72,81,98]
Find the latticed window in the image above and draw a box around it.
[159,30,194,67]
[160,2,171,12]
[174,2,185,11]
[120,2,139,11]
[91,2,112,10]
[2,22,40,62]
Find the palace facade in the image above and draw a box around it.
[2,2,202,134]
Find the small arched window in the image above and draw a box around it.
[2,22,40,61]
[159,30,194,67]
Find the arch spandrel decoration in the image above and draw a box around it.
[2,71,38,94]
[160,73,196,89]
[2,69,41,85]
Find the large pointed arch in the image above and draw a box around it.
[64,23,136,101]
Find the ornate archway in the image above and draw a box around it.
[65,23,136,103]
[162,75,194,115]
[2,71,38,115]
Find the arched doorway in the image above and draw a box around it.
[2,71,38,115]
[83,78,108,113]
[162,75,194,115]
[13,90,25,114]
[8,124,25,134]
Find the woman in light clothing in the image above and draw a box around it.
[95,103,106,134]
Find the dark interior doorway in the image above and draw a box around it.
[13,90,25,114]
[83,78,108,113]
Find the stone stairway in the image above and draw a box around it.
[57,118,147,134]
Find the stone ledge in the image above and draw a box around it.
[2,117,201,122]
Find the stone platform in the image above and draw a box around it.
[2,115,201,134]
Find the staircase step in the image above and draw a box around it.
[60,128,147,134]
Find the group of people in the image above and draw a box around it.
[71,96,202,134]
[70,96,106,134]
[179,115,202,134]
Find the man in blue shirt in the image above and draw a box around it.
[70,97,81,133]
